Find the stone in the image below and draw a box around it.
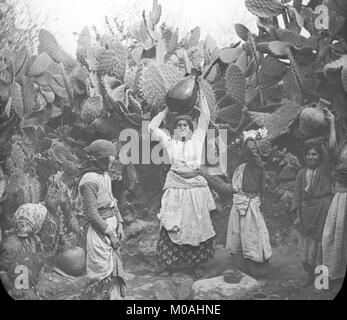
[171,274,195,300]
[153,281,175,300]
[131,274,194,300]
[124,272,136,281]
[192,274,259,300]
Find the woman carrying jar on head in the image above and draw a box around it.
[148,92,217,278]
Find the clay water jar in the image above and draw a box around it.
[252,292,270,300]
[299,106,329,137]
[58,246,86,277]
[223,269,243,284]
[165,75,199,114]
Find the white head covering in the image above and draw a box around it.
[242,127,268,142]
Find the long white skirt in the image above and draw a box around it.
[159,186,216,246]
[226,194,272,263]
[86,216,120,281]
[322,192,347,280]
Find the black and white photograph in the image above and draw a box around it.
[0,0,346,302]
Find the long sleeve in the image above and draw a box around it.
[79,182,108,234]
[291,169,304,213]
[245,140,264,169]
[115,207,124,224]
[148,110,171,149]
[193,95,210,142]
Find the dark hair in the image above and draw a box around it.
[174,117,194,132]
[304,144,326,167]
[97,157,111,170]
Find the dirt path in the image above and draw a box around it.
[35,241,340,300]
[118,241,340,300]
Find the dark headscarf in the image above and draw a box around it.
[304,137,326,169]
[84,139,116,159]
[77,139,116,184]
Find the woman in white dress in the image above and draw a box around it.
[148,92,216,277]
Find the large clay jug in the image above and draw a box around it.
[299,106,329,137]
[58,246,86,277]
[165,75,199,114]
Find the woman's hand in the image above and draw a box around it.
[116,223,125,242]
[10,287,23,299]
[324,108,335,123]
[324,108,337,150]
[108,232,121,250]
[292,209,301,227]
[163,106,169,115]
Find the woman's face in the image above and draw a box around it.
[175,120,191,139]
[16,221,33,238]
[306,148,320,167]
[108,155,115,169]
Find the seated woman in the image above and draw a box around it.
[0,203,47,299]
[148,92,216,278]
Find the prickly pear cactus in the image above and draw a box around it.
[80,95,103,123]
[225,64,246,106]
[6,135,42,204]
[38,29,77,72]
[235,23,250,41]
[137,62,167,110]
[245,0,285,18]
[96,49,123,80]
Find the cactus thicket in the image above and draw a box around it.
[0,0,347,241]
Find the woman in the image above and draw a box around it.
[322,114,347,287]
[226,128,272,278]
[78,139,126,300]
[148,92,216,278]
[291,114,336,286]
[0,203,47,299]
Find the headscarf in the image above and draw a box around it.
[242,127,268,143]
[79,139,116,176]
[75,140,116,196]
[84,139,116,159]
[13,203,48,237]
[241,127,268,159]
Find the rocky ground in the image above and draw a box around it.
[8,186,342,300]
[33,232,340,300]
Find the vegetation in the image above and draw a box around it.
[0,0,346,249]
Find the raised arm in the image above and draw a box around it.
[245,139,264,169]
[323,109,338,170]
[194,92,211,142]
[148,108,171,149]
[326,109,337,151]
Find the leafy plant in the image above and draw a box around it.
[1,0,347,245]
